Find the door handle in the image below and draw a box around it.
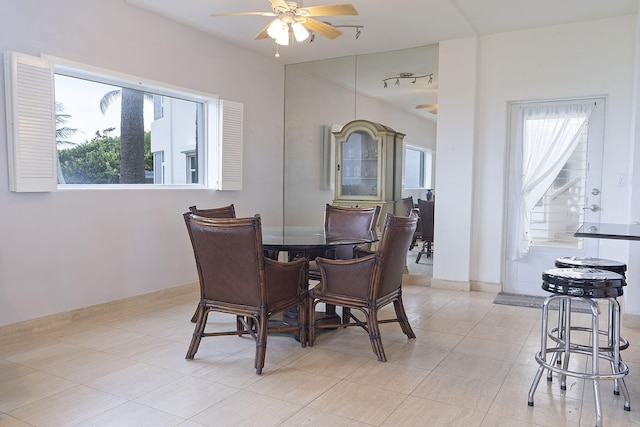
[583,204,600,212]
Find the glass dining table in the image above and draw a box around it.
[262,226,379,341]
[262,226,378,261]
[574,222,640,241]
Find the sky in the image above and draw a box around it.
[54,74,154,146]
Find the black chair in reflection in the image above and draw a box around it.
[401,196,420,250]
[416,198,434,263]
[308,213,418,361]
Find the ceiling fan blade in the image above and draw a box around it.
[416,104,438,109]
[211,11,275,17]
[301,4,358,17]
[255,21,272,40]
[302,18,343,39]
[269,0,290,11]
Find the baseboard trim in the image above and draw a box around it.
[0,282,199,340]
[430,278,470,291]
[471,281,501,293]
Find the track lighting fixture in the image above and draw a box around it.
[383,72,434,88]
[332,25,364,40]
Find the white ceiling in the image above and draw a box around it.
[126,0,638,120]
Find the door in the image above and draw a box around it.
[503,98,604,296]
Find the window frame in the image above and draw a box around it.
[404,144,433,190]
[49,55,219,189]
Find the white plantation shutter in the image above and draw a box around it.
[218,100,243,190]
[4,51,57,192]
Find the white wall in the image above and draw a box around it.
[284,67,436,226]
[432,37,477,285]
[0,0,285,326]
[436,16,639,310]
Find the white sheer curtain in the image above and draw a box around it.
[507,101,595,260]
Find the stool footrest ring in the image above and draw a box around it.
[535,349,629,381]
[548,326,630,352]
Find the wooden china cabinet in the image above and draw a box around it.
[332,119,405,229]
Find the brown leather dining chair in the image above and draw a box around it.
[186,204,236,322]
[308,212,418,362]
[189,204,235,218]
[308,204,381,281]
[183,213,307,374]
[416,198,434,263]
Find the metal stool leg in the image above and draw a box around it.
[560,298,571,390]
[587,299,603,427]
[529,295,552,406]
[610,298,631,411]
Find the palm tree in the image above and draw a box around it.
[55,102,77,184]
[100,88,151,183]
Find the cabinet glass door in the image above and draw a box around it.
[340,131,379,197]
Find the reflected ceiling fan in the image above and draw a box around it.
[416,103,438,114]
[212,0,358,48]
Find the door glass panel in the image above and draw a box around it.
[340,131,378,196]
[530,126,588,249]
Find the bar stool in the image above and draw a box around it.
[528,268,630,427]
[553,257,629,393]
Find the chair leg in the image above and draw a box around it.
[308,297,317,347]
[186,304,207,359]
[367,309,387,362]
[298,301,307,348]
[190,305,200,323]
[255,315,268,375]
[393,298,416,339]
[342,307,352,324]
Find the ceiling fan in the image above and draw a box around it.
[416,103,438,114]
[211,0,358,47]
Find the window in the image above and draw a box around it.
[4,51,243,191]
[54,73,202,185]
[153,151,165,184]
[404,146,432,189]
[186,152,197,184]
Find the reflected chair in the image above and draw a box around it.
[308,213,418,362]
[416,198,434,263]
[401,196,420,250]
[184,213,307,374]
[308,204,381,281]
[186,204,236,322]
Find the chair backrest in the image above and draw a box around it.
[401,196,414,216]
[324,204,381,259]
[184,213,264,307]
[417,199,434,241]
[373,212,419,298]
[188,204,236,218]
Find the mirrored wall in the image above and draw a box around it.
[283,44,439,226]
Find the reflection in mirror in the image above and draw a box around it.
[284,45,439,232]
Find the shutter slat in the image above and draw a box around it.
[4,52,57,192]
[219,100,243,190]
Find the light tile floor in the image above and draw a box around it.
[1,253,639,426]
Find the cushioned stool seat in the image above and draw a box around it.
[528,268,630,427]
[555,256,627,277]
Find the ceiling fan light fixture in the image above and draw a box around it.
[267,18,289,43]
[292,21,309,42]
